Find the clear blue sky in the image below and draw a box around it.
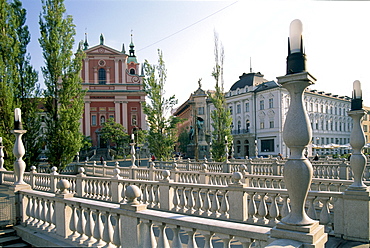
[22,0,370,107]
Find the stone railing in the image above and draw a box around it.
[0,168,357,238]
[17,184,272,247]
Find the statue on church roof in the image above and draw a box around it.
[100,33,104,45]
[198,78,202,89]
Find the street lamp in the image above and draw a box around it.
[278,19,316,226]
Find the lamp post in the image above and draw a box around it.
[278,19,316,226]
[347,80,368,190]
[0,137,5,171]
[130,133,136,167]
[12,108,27,185]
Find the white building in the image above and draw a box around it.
[225,72,352,158]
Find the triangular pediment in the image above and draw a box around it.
[85,44,125,56]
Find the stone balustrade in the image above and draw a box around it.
[17,185,272,247]
[0,168,357,239]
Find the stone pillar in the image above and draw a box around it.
[228,173,248,222]
[338,109,370,242]
[158,171,174,211]
[120,185,147,247]
[114,59,119,83]
[76,167,86,197]
[84,58,89,84]
[54,179,74,238]
[122,101,128,128]
[269,72,327,247]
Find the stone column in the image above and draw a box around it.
[268,72,327,247]
[338,109,370,242]
[120,185,147,247]
[84,58,89,84]
[54,179,74,238]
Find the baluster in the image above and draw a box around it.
[202,189,212,217]
[49,200,56,232]
[184,228,198,248]
[83,208,96,245]
[102,211,114,248]
[306,196,317,220]
[280,195,291,219]
[247,192,257,223]
[76,206,88,243]
[194,189,203,215]
[239,237,254,248]
[319,197,332,232]
[154,185,160,208]
[198,231,214,248]
[68,204,79,241]
[142,184,149,204]
[187,188,195,214]
[93,209,106,247]
[211,190,220,218]
[40,199,49,229]
[180,187,188,213]
[218,234,233,248]
[220,190,229,219]
[111,213,121,247]
[25,195,34,225]
[149,184,155,208]
[142,220,157,248]
[32,197,40,226]
[155,222,170,248]
[173,187,180,211]
[169,225,183,248]
[268,193,279,226]
[257,193,268,225]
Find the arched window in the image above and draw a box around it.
[98,68,106,84]
[130,68,136,74]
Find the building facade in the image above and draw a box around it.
[80,35,146,148]
[174,71,354,159]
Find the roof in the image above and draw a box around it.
[230,72,268,91]
[254,81,281,92]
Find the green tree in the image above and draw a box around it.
[209,33,232,162]
[100,118,128,154]
[11,0,42,169]
[143,50,181,161]
[0,0,40,170]
[39,0,85,169]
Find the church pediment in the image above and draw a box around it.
[85,45,124,56]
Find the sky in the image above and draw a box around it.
[21,0,370,107]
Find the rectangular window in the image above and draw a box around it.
[109,107,115,111]
[260,121,265,129]
[91,115,97,126]
[109,115,114,119]
[91,107,97,111]
[269,121,274,128]
[198,107,204,115]
[236,104,241,114]
[99,107,106,111]
[260,100,264,110]
[261,139,274,152]
[269,98,274,108]
[364,125,368,132]
[245,102,250,112]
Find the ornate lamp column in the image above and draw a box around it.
[0,137,6,171]
[347,80,368,190]
[340,80,370,242]
[130,134,137,168]
[12,108,28,185]
[269,19,327,247]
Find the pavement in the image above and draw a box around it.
[0,184,368,247]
